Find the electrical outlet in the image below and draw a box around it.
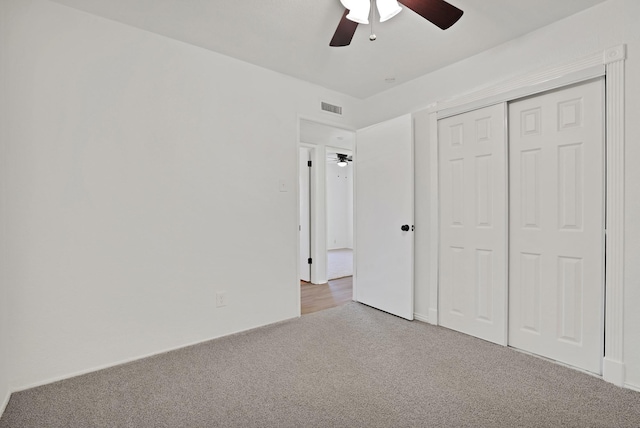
[215,292,227,308]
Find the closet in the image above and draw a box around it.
[438,78,605,374]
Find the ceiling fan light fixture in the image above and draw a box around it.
[336,153,350,167]
[377,0,402,23]
[331,0,463,47]
[340,0,370,24]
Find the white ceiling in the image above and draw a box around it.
[49,0,606,99]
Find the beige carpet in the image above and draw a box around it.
[327,248,353,280]
[2,302,640,427]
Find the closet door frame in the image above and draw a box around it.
[426,45,626,387]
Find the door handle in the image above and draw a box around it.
[401,225,410,231]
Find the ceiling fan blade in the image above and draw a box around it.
[330,9,359,46]
[398,0,463,30]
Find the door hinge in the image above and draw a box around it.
[308,258,312,264]
[308,161,312,167]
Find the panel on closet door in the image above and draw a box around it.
[475,155,492,228]
[450,159,465,226]
[475,249,493,322]
[558,143,583,231]
[450,123,464,147]
[476,117,492,142]
[519,252,541,334]
[557,256,583,344]
[521,149,541,230]
[450,246,465,316]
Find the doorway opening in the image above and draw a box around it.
[298,119,355,315]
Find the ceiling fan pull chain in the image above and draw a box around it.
[370,0,377,41]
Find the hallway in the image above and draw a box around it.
[300,276,352,315]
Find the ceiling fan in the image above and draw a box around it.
[327,153,354,167]
[330,0,463,46]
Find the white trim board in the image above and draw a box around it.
[625,383,640,394]
[429,48,616,118]
[427,45,626,387]
[8,316,299,394]
[413,313,430,324]
[298,142,320,287]
[427,107,439,327]
[1,391,9,419]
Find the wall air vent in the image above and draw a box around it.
[321,102,343,115]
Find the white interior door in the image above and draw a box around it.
[438,103,508,345]
[355,114,413,320]
[299,147,311,282]
[508,78,605,374]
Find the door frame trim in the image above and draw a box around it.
[427,45,626,387]
[298,145,314,285]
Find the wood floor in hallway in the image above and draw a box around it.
[300,276,353,315]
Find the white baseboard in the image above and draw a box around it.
[603,357,626,387]
[427,308,438,325]
[624,382,640,393]
[414,313,429,323]
[11,315,298,394]
[1,389,10,419]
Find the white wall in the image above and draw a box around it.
[0,0,361,391]
[359,0,640,389]
[326,161,353,250]
[3,0,640,409]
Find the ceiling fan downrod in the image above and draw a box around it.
[370,0,377,41]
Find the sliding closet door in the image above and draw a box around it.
[438,104,508,345]
[508,79,605,374]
